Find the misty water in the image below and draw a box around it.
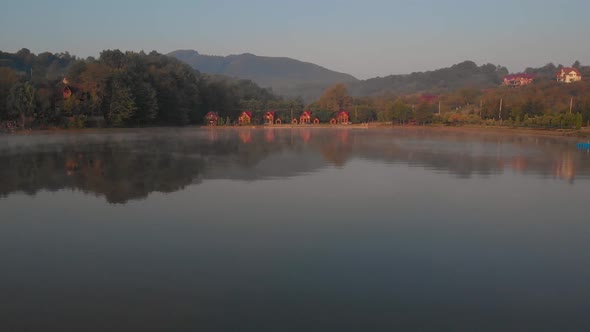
[1,127,590,331]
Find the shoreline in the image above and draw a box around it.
[3,124,590,139]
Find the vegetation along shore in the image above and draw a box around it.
[2,49,590,135]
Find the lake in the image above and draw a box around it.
[1,127,590,331]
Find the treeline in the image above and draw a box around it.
[306,74,590,128]
[0,48,287,128]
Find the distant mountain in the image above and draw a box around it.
[168,50,358,101]
[347,61,510,97]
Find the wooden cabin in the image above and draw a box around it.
[264,111,275,125]
[275,118,282,124]
[336,111,350,124]
[292,118,298,124]
[313,118,320,124]
[300,111,312,124]
[238,111,253,125]
[330,118,337,125]
[204,111,219,126]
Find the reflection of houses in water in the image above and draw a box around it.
[65,158,79,175]
[207,128,219,142]
[239,130,253,143]
[554,151,576,182]
[299,129,311,143]
[317,130,353,167]
[265,129,275,143]
[510,156,528,172]
[337,129,349,144]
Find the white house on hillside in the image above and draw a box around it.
[556,67,582,83]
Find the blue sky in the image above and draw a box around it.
[1,0,589,79]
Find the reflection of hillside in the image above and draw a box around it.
[0,128,589,203]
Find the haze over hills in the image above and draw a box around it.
[347,61,510,96]
[171,50,580,102]
[168,50,358,101]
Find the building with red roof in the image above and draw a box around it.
[238,111,253,125]
[336,111,350,124]
[502,73,535,87]
[204,112,219,126]
[264,111,275,125]
[300,111,312,124]
[556,67,582,83]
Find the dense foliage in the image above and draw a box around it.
[0,48,281,128]
[308,66,590,129]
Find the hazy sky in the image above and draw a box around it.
[1,0,589,79]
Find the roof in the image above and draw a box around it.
[420,94,438,103]
[241,111,253,118]
[557,67,582,76]
[205,111,218,116]
[503,73,535,80]
[336,111,350,117]
[265,111,275,116]
[301,111,312,116]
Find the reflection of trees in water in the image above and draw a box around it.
[0,128,588,203]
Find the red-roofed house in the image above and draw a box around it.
[204,111,219,126]
[420,94,438,104]
[502,74,535,87]
[264,111,275,125]
[336,111,350,124]
[556,68,582,83]
[239,111,253,125]
[300,111,312,124]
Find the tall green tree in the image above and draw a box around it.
[415,102,434,125]
[107,78,136,126]
[6,82,36,128]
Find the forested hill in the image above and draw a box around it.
[168,50,358,101]
[347,61,510,96]
[169,52,513,101]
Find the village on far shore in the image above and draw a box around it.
[204,67,584,127]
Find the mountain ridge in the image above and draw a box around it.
[168,50,358,102]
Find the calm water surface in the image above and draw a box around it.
[1,127,590,331]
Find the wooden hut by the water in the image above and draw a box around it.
[336,111,350,124]
[313,118,320,124]
[264,111,275,125]
[204,112,219,126]
[300,111,312,124]
[239,111,253,125]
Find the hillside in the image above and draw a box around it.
[348,61,509,97]
[168,50,358,101]
[170,51,514,101]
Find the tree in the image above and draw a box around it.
[107,78,136,126]
[318,83,353,112]
[6,82,36,128]
[573,60,581,69]
[0,67,20,120]
[415,102,434,125]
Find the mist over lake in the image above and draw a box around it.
[1,127,590,332]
